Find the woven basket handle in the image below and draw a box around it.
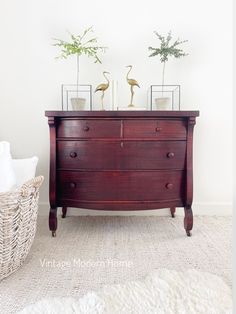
[20,176,44,197]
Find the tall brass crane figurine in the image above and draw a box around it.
[126,65,140,107]
[95,71,110,110]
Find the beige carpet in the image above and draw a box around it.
[0,214,232,314]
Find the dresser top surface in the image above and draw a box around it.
[45,110,199,118]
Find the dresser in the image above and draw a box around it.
[45,110,199,237]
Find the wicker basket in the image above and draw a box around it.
[0,176,44,280]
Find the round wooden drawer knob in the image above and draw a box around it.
[83,125,90,131]
[167,152,175,158]
[155,127,162,132]
[70,152,77,158]
[70,182,76,189]
[166,183,173,189]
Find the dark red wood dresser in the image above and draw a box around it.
[45,110,199,237]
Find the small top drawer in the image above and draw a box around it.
[123,119,187,140]
[57,119,121,138]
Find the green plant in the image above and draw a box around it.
[53,27,107,95]
[148,31,188,87]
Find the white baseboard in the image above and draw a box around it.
[38,202,232,216]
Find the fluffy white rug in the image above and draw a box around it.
[17,269,232,314]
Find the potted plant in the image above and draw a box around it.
[148,31,188,109]
[53,27,107,110]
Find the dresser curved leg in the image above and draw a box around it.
[184,206,193,236]
[49,207,57,237]
[62,207,67,218]
[170,207,176,218]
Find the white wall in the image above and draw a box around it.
[0,0,233,215]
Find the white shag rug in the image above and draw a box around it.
[17,269,232,314]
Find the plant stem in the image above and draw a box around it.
[76,54,80,98]
[162,61,166,96]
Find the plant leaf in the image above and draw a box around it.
[148,30,188,63]
[53,27,107,63]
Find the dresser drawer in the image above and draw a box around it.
[57,170,185,202]
[57,119,121,138]
[123,119,187,140]
[57,141,186,170]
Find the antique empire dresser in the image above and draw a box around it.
[45,110,199,237]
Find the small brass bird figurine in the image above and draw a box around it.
[95,71,110,110]
[126,65,140,107]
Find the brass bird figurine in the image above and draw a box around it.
[126,65,140,107]
[95,71,110,110]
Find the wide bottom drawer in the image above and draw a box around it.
[57,170,185,202]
